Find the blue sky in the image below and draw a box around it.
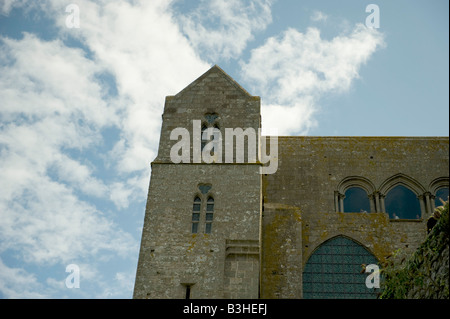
[0,0,448,298]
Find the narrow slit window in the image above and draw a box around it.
[205,197,214,234]
[192,197,201,233]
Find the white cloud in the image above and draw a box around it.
[311,10,328,22]
[241,24,385,135]
[57,0,210,174]
[96,271,135,298]
[109,182,134,210]
[0,33,114,208]
[0,0,30,15]
[51,154,108,198]
[177,0,273,61]
[0,0,213,298]
[0,259,48,298]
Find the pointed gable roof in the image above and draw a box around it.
[173,65,252,98]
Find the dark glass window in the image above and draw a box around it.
[206,197,214,211]
[385,185,421,219]
[193,197,201,211]
[344,187,371,213]
[303,236,380,299]
[185,285,191,299]
[205,197,214,234]
[191,222,199,233]
[435,188,449,207]
[191,197,201,233]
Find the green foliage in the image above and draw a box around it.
[379,199,449,299]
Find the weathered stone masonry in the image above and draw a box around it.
[133,65,449,299]
[133,66,262,299]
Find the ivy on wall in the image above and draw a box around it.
[380,199,449,299]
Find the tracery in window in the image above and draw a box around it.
[303,236,380,299]
[191,185,215,234]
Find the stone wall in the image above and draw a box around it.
[262,136,449,298]
[133,66,263,299]
[261,203,303,298]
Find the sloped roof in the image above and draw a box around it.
[173,65,252,98]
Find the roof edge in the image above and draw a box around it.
[173,65,253,98]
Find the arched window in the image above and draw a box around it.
[303,236,380,299]
[205,197,214,234]
[191,197,201,233]
[344,187,371,213]
[385,185,421,219]
[202,113,220,151]
[191,185,216,234]
[336,176,376,213]
[435,188,449,207]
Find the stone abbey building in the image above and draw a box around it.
[133,66,449,299]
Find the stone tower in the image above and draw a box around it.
[133,65,263,299]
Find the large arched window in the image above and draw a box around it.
[303,236,380,299]
[344,187,371,213]
[379,174,426,219]
[429,177,449,215]
[385,185,421,219]
[336,176,376,213]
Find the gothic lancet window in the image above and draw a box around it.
[205,197,214,234]
[201,114,221,164]
[191,197,201,233]
[191,184,215,234]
